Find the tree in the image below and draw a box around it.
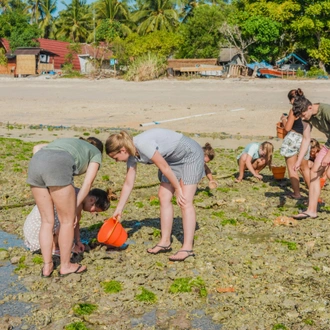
[0,9,40,51]
[38,0,57,38]
[132,0,179,35]
[55,0,92,42]
[176,4,227,58]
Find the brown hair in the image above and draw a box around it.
[310,138,321,152]
[287,88,304,102]
[88,188,111,211]
[261,141,274,170]
[202,143,215,161]
[79,136,103,154]
[292,96,312,117]
[105,131,136,156]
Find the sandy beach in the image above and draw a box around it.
[1,76,330,148]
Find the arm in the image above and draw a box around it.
[151,151,186,206]
[204,164,213,181]
[73,205,85,253]
[113,165,137,221]
[294,122,311,171]
[282,109,295,132]
[76,162,100,209]
[33,143,48,154]
[245,154,262,180]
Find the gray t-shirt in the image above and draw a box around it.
[127,128,183,167]
[309,103,330,147]
[44,138,102,175]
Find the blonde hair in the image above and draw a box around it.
[105,131,136,156]
[202,143,215,161]
[261,141,274,170]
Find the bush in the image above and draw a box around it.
[125,53,167,82]
[306,66,328,78]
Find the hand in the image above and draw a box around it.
[254,174,263,180]
[208,180,218,189]
[280,114,287,121]
[112,210,122,222]
[73,241,85,253]
[175,187,186,207]
[293,162,301,171]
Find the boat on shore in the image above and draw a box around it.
[258,68,296,78]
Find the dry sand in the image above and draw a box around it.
[1,76,330,148]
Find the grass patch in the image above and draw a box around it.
[102,175,110,181]
[212,211,225,218]
[169,277,207,297]
[276,240,298,251]
[65,321,89,330]
[303,319,314,325]
[32,255,43,264]
[135,287,157,303]
[135,201,144,208]
[220,219,237,226]
[101,280,122,294]
[73,303,97,316]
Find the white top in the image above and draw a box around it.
[127,128,183,167]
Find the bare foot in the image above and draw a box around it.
[235,178,242,183]
[60,263,87,276]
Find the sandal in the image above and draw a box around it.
[169,250,195,262]
[147,244,172,255]
[41,261,54,278]
[59,264,87,277]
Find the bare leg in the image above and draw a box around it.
[31,186,55,276]
[296,160,325,218]
[49,185,87,275]
[147,183,174,253]
[235,155,247,182]
[169,182,197,261]
[300,159,311,189]
[253,158,266,173]
[286,155,301,198]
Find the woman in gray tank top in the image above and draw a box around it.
[106,128,204,262]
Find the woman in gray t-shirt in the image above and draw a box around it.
[106,128,204,262]
[26,137,102,277]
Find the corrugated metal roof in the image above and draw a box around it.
[14,47,59,57]
[38,39,81,70]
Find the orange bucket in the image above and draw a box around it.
[276,122,287,139]
[272,166,286,180]
[320,177,326,189]
[97,218,128,247]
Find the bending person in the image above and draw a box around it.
[291,96,330,220]
[27,137,103,277]
[24,188,111,255]
[106,128,204,262]
[280,88,311,199]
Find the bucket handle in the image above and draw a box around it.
[104,219,120,242]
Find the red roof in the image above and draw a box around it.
[38,39,80,71]
[0,38,10,52]
[80,43,113,60]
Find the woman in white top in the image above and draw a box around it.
[105,128,204,262]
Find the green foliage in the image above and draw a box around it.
[177,5,226,58]
[65,322,89,330]
[272,324,288,330]
[83,132,90,136]
[169,277,207,297]
[0,48,7,66]
[73,303,98,316]
[102,175,110,181]
[212,211,225,218]
[306,66,327,77]
[32,255,44,264]
[96,20,124,42]
[101,280,122,293]
[303,319,314,325]
[125,52,167,82]
[135,287,157,303]
[153,229,161,238]
[221,219,237,226]
[115,31,182,63]
[276,240,297,251]
[0,10,41,51]
[296,68,305,77]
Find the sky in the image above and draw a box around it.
[56,0,95,13]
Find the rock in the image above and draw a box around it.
[0,250,9,260]
[10,256,20,264]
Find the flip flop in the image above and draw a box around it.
[147,244,172,255]
[286,194,303,200]
[169,250,195,262]
[59,264,87,277]
[292,212,318,220]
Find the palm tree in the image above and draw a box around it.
[27,0,43,24]
[39,0,57,38]
[94,0,132,36]
[55,0,92,42]
[132,0,179,35]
